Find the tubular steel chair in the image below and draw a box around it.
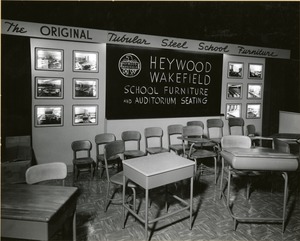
[183,125,218,184]
[26,162,67,186]
[228,117,245,135]
[122,130,146,159]
[187,121,207,148]
[95,133,117,178]
[273,138,290,153]
[167,124,186,156]
[71,140,96,183]
[219,135,252,199]
[104,140,136,212]
[207,119,224,142]
[144,127,169,155]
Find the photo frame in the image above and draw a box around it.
[73,50,99,72]
[35,48,63,71]
[225,103,242,119]
[228,62,243,78]
[246,103,261,119]
[248,63,263,79]
[73,105,98,126]
[35,77,63,99]
[247,84,262,99]
[73,78,98,99]
[227,83,242,99]
[35,105,63,127]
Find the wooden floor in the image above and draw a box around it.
[64,162,300,241]
[3,161,299,241]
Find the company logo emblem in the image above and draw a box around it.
[118,53,141,78]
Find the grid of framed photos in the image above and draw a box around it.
[225,61,264,119]
[34,47,99,127]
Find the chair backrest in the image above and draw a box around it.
[187,121,204,129]
[228,117,244,135]
[207,119,224,139]
[182,125,203,137]
[25,162,67,185]
[221,135,251,149]
[273,138,290,153]
[167,124,183,146]
[104,140,125,181]
[144,127,164,148]
[122,131,142,150]
[246,124,256,136]
[71,140,92,159]
[95,133,116,156]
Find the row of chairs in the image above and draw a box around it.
[70,118,235,184]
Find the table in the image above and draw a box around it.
[122,152,194,240]
[1,184,79,241]
[220,147,298,232]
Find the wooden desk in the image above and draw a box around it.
[122,152,194,240]
[1,184,79,241]
[220,147,298,232]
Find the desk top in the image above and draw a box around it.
[221,147,299,171]
[123,152,194,177]
[1,184,78,222]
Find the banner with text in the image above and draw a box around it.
[106,45,223,119]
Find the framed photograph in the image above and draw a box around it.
[227,83,242,99]
[35,77,63,99]
[35,48,63,71]
[73,50,98,72]
[73,105,98,126]
[246,103,261,119]
[225,103,242,119]
[73,78,98,99]
[247,84,262,99]
[35,105,63,127]
[228,62,243,78]
[248,63,263,79]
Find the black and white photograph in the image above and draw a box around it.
[247,84,262,99]
[225,103,242,119]
[2,2,300,241]
[228,62,243,78]
[248,63,263,79]
[35,48,63,71]
[35,77,63,99]
[73,105,98,125]
[227,83,242,99]
[73,51,98,72]
[35,105,63,127]
[246,103,261,119]
[73,78,98,99]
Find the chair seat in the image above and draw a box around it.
[97,154,121,162]
[169,144,184,152]
[190,149,217,159]
[110,171,137,188]
[124,150,146,158]
[73,157,95,165]
[146,147,169,155]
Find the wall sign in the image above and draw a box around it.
[106,45,223,119]
[2,19,291,59]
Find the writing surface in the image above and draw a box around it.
[106,44,223,119]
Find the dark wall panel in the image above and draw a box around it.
[1,35,32,149]
[106,45,223,119]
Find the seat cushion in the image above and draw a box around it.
[124,150,146,158]
[110,171,136,188]
[73,157,95,165]
[147,147,169,154]
[190,149,217,159]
